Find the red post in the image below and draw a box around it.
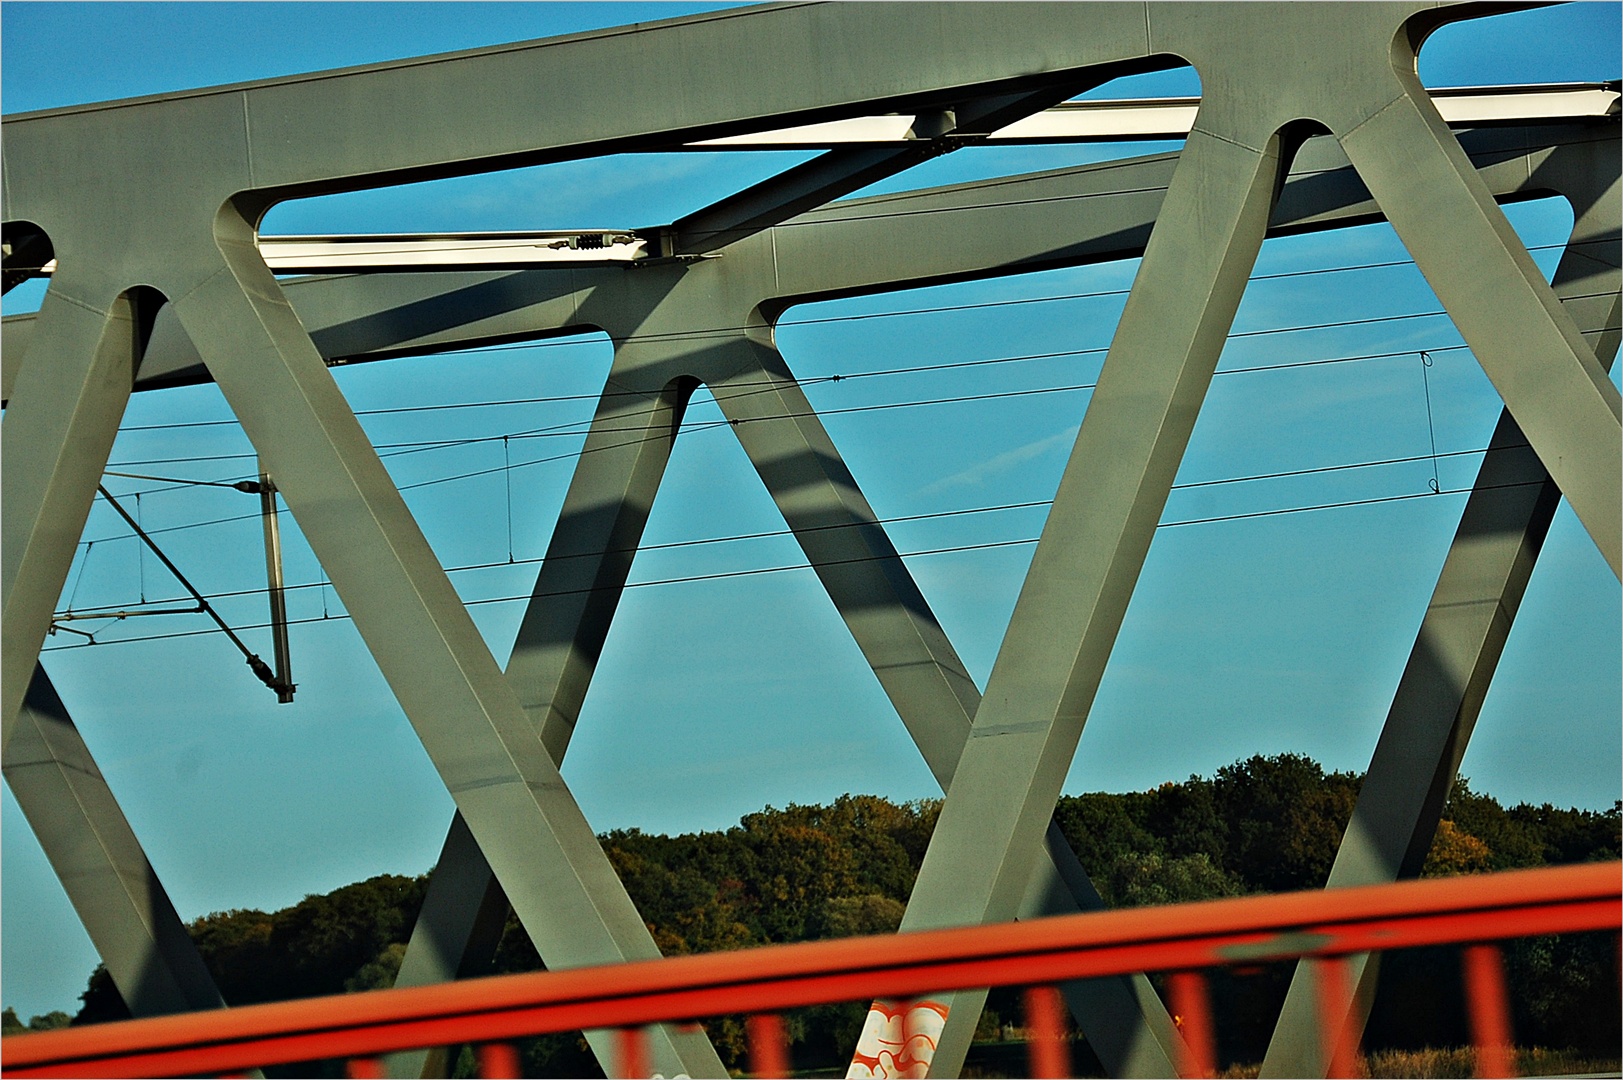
[1166,971,1215,1079]
[1312,956,1359,1078]
[1023,985,1071,1079]
[747,1013,790,1078]
[1462,944,1515,1078]
[615,1027,651,1079]
[478,1041,523,1079]
[345,1057,384,1079]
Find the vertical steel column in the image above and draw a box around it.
[710,339,1185,1077]
[893,125,1289,1079]
[2,282,151,752]
[171,213,725,1080]
[3,666,228,1017]
[1260,149,1621,1079]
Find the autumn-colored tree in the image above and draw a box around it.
[1420,819,1493,876]
[49,759,1617,1075]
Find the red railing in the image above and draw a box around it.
[4,861,1617,1079]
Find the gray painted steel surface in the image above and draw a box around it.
[1260,126,1622,1080]
[8,117,1586,1080]
[3,4,1617,1078]
[4,666,229,1017]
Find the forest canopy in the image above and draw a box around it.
[31,754,1622,1075]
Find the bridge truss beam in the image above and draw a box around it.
[2,5,1617,1079]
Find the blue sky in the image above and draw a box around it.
[3,2,1619,1020]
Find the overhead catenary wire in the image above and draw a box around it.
[42,477,1552,655]
[79,312,1585,546]
[57,439,1536,625]
[98,242,1574,440]
[101,287,1612,487]
[104,469,268,491]
[85,308,1611,550]
[95,302,1517,490]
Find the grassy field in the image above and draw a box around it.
[947,1041,1623,1079]
[1214,1046,1622,1078]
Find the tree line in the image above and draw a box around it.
[29,754,1623,1075]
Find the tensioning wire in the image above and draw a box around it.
[42,477,1550,655]
[89,298,1611,540]
[65,439,1534,617]
[104,243,1571,438]
[83,331,1489,543]
[101,298,1499,489]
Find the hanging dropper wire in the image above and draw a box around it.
[504,434,515,563]
[1419,350,1441,494]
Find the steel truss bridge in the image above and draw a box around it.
[1,4,1618,1078]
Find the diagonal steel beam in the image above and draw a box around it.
[387,338,719,1079]
[890,120,1293,1078]
[168,211,727,1080]
[1337,76,1622,578]
[708,338,1187,1076]
[383,814,539,1079]
[708,338,986,774]
[4,666,231,1019]
[1260,135,1622,1080]
[2,283,154,755]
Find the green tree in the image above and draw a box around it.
[1106,850,1245,908]
[26,1011,72,1032]
[823,893,906,937]
[1210,753,1361,892]
[1443,777,1548,869]
[1054,791,1161,871]
[1,1008,73,1034]
[1144,777,1227,862]
[344,942,407,992]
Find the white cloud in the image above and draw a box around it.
[916,424,1079,496]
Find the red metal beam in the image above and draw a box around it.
[5,862,1617,1078]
